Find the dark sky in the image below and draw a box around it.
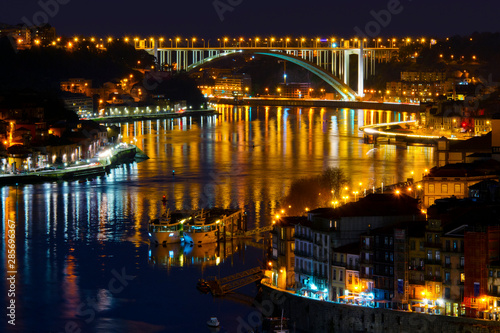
[1,0,499,38]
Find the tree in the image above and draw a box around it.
[281,167,350,215]
[321,167,350,200]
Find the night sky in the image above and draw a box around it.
[1,0,499,38]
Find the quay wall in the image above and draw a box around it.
[261,284,500,333]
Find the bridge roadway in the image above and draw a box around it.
[212,97,425,112]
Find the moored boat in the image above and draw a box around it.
[148,209,190,245]
[184,214,221,244]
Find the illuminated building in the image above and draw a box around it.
[213,73,251,97]
[294,212,331,300]
[331,243,360,303]
[421,160,500,207]
[60,78,93,96]
[270,216,303,290]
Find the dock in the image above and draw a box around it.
[202,266,264,296]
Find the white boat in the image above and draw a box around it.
[184,219,221,244]
[148,209,189,245]
[184,210,221,244]
[207,316,220,327]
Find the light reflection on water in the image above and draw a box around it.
[0,105,434,332]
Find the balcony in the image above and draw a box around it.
[359,272,373,279]
[313,254,328,263]
[294,250,312,258]
[443,279,452,286]
[294,234,312,241]
[296,268,313,276]
[332,261,346,267]
[424,259,442,266]
[346,264,360,271]
[408,265,424,271]
[424,275,442,282]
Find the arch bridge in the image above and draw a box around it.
[135,40,398,101]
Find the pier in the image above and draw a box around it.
[202,266,264,296]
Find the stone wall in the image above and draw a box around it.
[261,284,500,333]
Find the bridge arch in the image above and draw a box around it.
[185,50,357,101]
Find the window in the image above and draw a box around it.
[427,250,433,260]
[291,243,295,251]
[334,253,337,263]
[348,273,352,284]
[497,271,500,278]
[436,284,440,294]
[419,242,424,250]
[490,270,494,277]
[349,258,353,267]
[454,183,461,193]
[460,273,465,282]
[453,241,458,251]
[427,234,432,243]
[445,240,450,251]
[411,241,415,250]
[390,253,394,262]
[333,269,336,280]
[445,272,450,281]
[340,254,344,263]
[340,270,343,282]
[460,256,465,267]
[429,184,435,193]
[441,184,448,193]
[384,237,388,245]
[445,256,450,265]
[436,251,440,261]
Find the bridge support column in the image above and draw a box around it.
[343,50,349,86]
[358,45,364,98]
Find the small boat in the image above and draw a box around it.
[207,317,220,328]
[196,278,210,293]
[148,209,189,245]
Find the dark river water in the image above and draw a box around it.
[0,105,434,333]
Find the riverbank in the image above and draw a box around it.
[0,143,145,186]
[91,109,217,123]
[261,283,500,333]
[211,97,426,112]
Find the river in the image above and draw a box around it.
[0,105,434,333]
